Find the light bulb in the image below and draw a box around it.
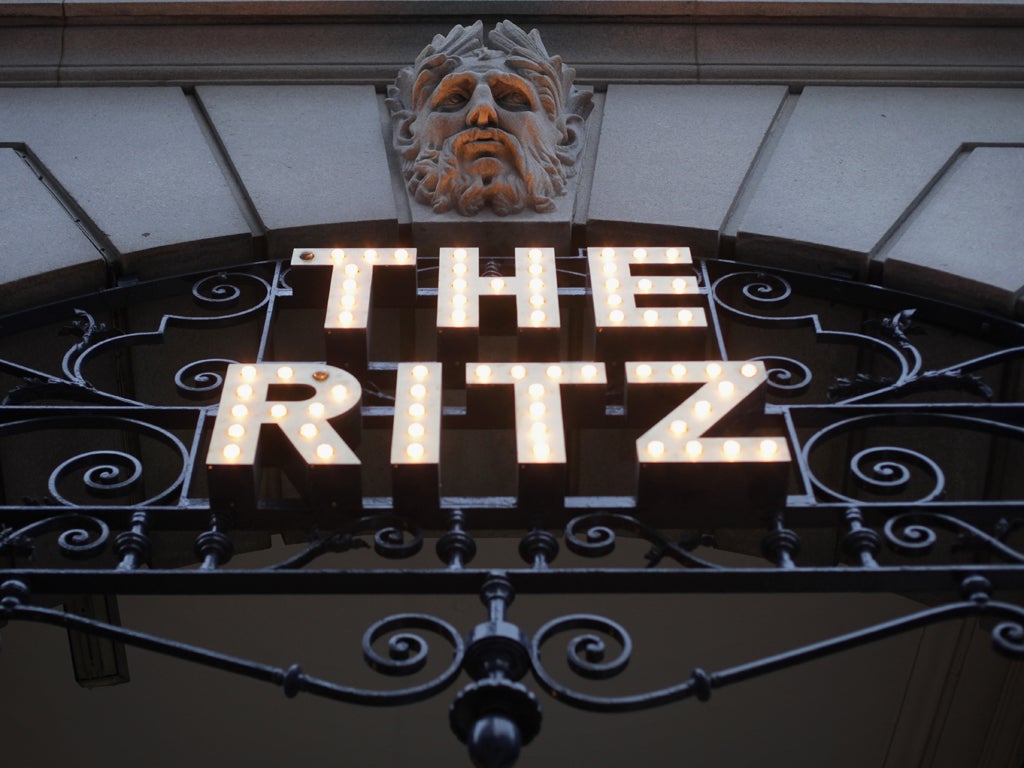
[227,424,245,439]
[300,423,318,439]
[270,404,287,419]
[222,444,241,460]
[316,444,334,460]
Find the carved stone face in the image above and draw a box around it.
[387,21,592,216]
[418,63,560,189]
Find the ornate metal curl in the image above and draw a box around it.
[754,355,813,396]
[884,512,1024,562]
[64,271,273,398]
[529,583,1024,714]
[711,271,920,399]
[270,515,424,570]
[0,513,109,559]
[564,512,721,569]
[48,450,143,503]
[801,412,1024,504]
[1,582,465,706]
[174,358,237,399]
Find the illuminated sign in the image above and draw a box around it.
[206,246,790,522]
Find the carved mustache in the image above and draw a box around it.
[452,128,516,154]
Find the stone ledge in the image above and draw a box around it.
[3,0,1024,23]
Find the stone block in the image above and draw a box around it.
[587,84,787,255]
[0,87,251,278]
[882,147,1024,316]
[0,148,106,313]
[735,87,1024,277]
[196,85,398,257]
[0,27,62,83]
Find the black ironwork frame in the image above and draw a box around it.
[1,253,1022,766]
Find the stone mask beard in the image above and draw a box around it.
[403,123,567,216]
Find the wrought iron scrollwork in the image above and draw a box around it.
[0,513,109,559]
[565,512,721,569]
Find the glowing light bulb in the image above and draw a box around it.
[316,443,334,460]
[331,248,345,261]
[546,365,562,380]
[670,420,688,436]
[363,248,378,262]
[609,309,625,324]
[510,365,526,380]
[528,383,546,398]
[344,262,359,277]
[671,364,687,379]
[638,279,653,292]
[227,424,245,439]
[340,294,356,309]
[694,400,712,418]
[451,309,467,324]
[529,402,546,418]
[530,310,546,325]
[452,294,468,307]
[406,443,424,460]
[491,277,505,292]
[308,402,325,418]
[601,247,615,259]
[410,383,427,399]
[529,278,544,292]
[677,309,694,324]
[603,263,617,276]
[342,279,358,293]
[643,309,658,325]
[411,365,429,381]
[741,363,759,378]
[706,363,723,379]
[231,404,248,419]
[672,278,686,293]
[339,311,354,325]
[607,294,623,307]
[474,365,492,381]
[408,423,425,439]
[718,380,735,397]
[760,439,779,458]
[581,364,597,380]
[530,422,548,438]
[528,263,543,276]
[300,423,318,439]
[453,248,468,261]
[408,403,425,418]
[270,404,287,419]
[529,294,545,308]
[452,262,468,276]
[452,278,467,292]
[528,248,543,261]
[276,366,294,381]
[647,440,665,458]
[533,442,551,461]
[633,248,647,261]
[395,248,409,261]
[222,444,241,460]
[605,278,620,291]
[330,384,348,401]
[635,364,652,379]
[236,384,253,400]
[723,440,741,459]
[240,365,257,381]
[685,440,703,458]
[667,248,680,261]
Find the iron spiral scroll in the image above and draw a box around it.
[1,255,1024,766]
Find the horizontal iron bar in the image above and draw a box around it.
[4,565,1023,596]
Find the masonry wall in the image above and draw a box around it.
[2,2,1023,318]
